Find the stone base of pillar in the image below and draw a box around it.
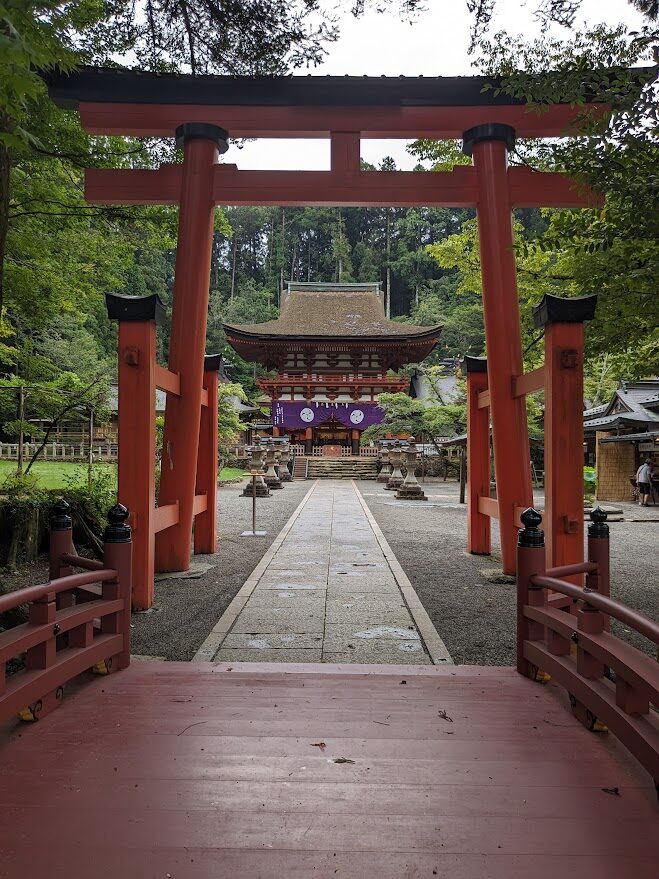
[377,469,392,483]
[395,485,428,500]
[385,476,403,490]
[264,476,283,489]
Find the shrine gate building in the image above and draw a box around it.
[224,281,440,454]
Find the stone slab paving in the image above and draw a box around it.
[196,480,452,665]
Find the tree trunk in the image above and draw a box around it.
[0,127,10,319]
[230,235,238,301]
[17,384,25,474]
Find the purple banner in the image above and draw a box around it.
[272,401,385,431]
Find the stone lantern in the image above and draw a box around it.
[396,445,427,500]
[278,443,293,481]
[377,446,392,483]
[263,440,283,489]
[241,445,270,497]
[385,442,405,491]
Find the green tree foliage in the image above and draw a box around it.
[474,24,658,377]
[361,392,462,449]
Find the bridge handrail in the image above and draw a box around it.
[0,500,132,725]
[0,570,117,615]
[530,575,659,646]
[517,507,659,791]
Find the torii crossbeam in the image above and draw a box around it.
[47,68,607,600]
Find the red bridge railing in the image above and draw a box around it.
[517,507,659,791]
[0,500,132,725]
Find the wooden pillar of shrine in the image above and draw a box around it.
[463,124,533,574]
[156,123,227,572]
[464,356,491,556]
[533,294,597,577]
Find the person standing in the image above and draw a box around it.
[635,458,654,506]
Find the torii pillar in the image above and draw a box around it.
[463,124,534,574]
[155,123,228,572]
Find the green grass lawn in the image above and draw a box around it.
[0,460,109,489]
[0,460,246,490]
[218,467,248,482]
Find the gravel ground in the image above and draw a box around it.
[131,479,310,660]
[357,479,659,665]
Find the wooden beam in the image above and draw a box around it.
[79,101,606,139]
[508,167,603,209]
[512,366,545,398]
[478,496,499,519]
[192,494,208,516]
[153,503,179,533]
[85,165,597,210]
[477,389,490,409]
[154,365,181,397]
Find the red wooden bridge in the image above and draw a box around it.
[0,505,657,878]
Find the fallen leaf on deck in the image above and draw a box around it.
[310,742,327,750]
[334,757,355,764]
[601,786,621,796]
[438,709,453,722]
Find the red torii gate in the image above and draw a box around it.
[47,69,604,603]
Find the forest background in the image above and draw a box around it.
[0,1,657,457]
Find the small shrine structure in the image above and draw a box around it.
[224,282,440,455]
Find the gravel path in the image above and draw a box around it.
[130,479,310,660]
[357,480,659,665]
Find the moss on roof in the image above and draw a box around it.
[224,289,440,340]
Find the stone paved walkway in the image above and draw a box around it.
[195,481,451,664]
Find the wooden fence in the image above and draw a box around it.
[0,442,118,461]
[0,500,132,725]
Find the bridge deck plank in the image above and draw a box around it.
[0,661,656,878]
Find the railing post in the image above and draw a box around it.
[587,507,610,631]
[516,508,546,677]
[49,499,73,581]
[50,499,75,610]
[102,504,133,671]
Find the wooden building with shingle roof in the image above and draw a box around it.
[224,282,441,454]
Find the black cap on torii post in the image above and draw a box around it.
[175,123,229,153]
[462,123,516,157]
[532,293,598,328]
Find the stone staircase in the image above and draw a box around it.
[306,457,378,479]
[292,456,309,479]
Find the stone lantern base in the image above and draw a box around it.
[395,484,427,500]
[242,478,271,498]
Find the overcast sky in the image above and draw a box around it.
[230,0,644,171]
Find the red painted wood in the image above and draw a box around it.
[544,321,585,577]
[85,165,598,210]
[471,138,533,574]
[155,134,218,573]
[2,848,657,879]
[467,369,491,555]
[117,318,157,609]
[78,101,606,139]
[1,662,657,879]
[194,369,219,555]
